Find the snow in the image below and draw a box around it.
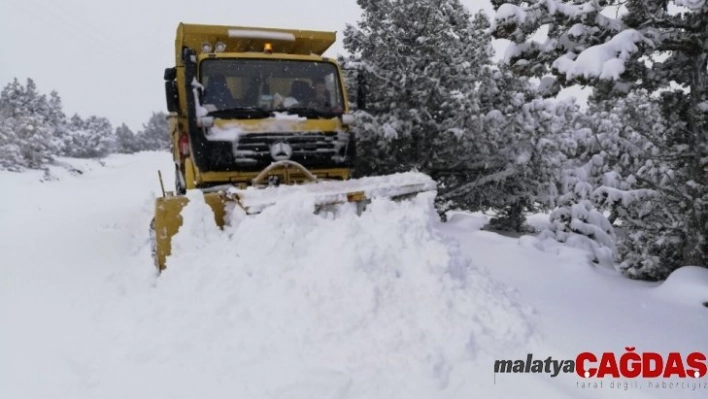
[537,76,559,96]
[205,114,309,142]
[567,23,588,37]
[273,110,305,120]
[675,0,707,11]
[525,212,553,232]
[495,4,527,25]
[206,124,243,141]
[229,171,437,214]
[553,29,651,81]
[1,152,707,398]
[653,266,708,307]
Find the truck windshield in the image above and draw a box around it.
[200,59,344,118]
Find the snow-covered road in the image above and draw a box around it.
[1,152,706,398]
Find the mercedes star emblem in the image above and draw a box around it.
[270,141,293,161]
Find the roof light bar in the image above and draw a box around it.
[228,29,296,42]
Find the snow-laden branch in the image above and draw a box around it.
[553,29,653,80]
[439,166,517,199]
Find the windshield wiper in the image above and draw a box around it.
[207,106,274,119]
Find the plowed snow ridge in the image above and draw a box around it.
[97,190,535,398]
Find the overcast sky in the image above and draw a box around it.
[0,0,506,131]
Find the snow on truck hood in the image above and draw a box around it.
[206,115,342,141]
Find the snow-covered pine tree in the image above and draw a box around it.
[342,0,491,179]
[0,78,59,169]
[438,66,580,231]
[135,112,169,151]
[46,90,69,156]
[492,0,708,278]
[0,117,22,171]
[539,145,620,267]
[538,92,661,269]
[64,114,115,158]
[115,123,139,154]
[344,0,567,225]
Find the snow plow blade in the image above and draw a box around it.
[152,166,437,270]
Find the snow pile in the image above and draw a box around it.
[653,266,708,307]
[98,190,534,398]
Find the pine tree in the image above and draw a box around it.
[345,0,565,224]
[0,117,23,171]
[136,112,169,151]
[115,123,139,154]
[492,0,708,278]
[64,114,115,158]
[46,91,68,155]
[0,78,58,169]
[343,0,492,176]
[437,68,579,230]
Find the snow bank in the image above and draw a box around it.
[97,190,534,398]
[653,266,708,307]
[445,211,490,231]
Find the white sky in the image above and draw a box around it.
[0,0,521,132]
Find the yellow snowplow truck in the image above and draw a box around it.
[152,23,436,270]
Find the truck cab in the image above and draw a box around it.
[164,24,357,193]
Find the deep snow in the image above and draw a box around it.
[1,152,706,398]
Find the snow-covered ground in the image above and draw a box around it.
[1,152,706,398]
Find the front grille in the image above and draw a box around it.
[194,130,354,172]
[233,131,349,165]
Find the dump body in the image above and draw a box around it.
[175,24,337,64]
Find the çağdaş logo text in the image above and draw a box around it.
[494,348,707,379]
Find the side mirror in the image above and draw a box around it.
[356,71,367,111]
[165,81,179,113]
[164,67,176,81]
[164,67,179,113]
